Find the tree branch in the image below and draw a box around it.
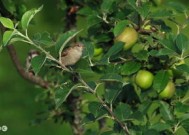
[7,45,49,89]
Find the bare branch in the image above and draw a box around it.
[7,45,49,89]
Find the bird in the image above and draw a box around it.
[61,42,84,66]
[25,49,40,74]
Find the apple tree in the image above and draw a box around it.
[0,0,189,134]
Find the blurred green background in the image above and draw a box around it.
[0,0,189,135]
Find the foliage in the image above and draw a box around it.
[1,0,189,134]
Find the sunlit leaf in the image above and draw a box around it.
[0,17,14,29]
[2,30,14,46]
[21,5,43,30]
[55,30,82,60]
[174,126,188,135]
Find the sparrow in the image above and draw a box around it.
[61,42,84,66]
[25,49,40,73]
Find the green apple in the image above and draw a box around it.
[143,25,152,30]
[94,47,103,57]
[159,81,175,99]
[135,70,154,89]
[115,27,138,50]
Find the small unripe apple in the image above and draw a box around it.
[115,27,138,50]
[143,25,152,30]
[94,47,103,57]
[159,81,175,99]
[135,70,154,89]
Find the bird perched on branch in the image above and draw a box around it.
[61,42,84,66]
[25,49,40,74]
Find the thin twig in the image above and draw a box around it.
[78,76,130,135]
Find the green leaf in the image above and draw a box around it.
[101,131,118,135]
[176,34,189,54]
[147,101,160,118]
[0,17,14,29]
[101,0,115,13]
[174,102,189,118]
[149,10,173,18]
[114,103,132,121]
[121,61,141,75]
[133,50,149,61]
[175,126,188,135]
[82,41,94,58]
[137,3,151,18]
[168,2,187,13]
[1,0,16,14]
[76,69,101,82]
[33,32,54,46]
[143,129,159,135]
[178,113,189,122]
[55,84,79,109]
[104,82,122,104]
[159,35,178,53]
[55,30,82,60]
[77,7,94,16]
[130,111,145,126]
[88,102,107,118]
[113,20,129,36]
[100,73,122,82]
[82,113,95,123]
[31,54,46,74]
[153,70,169,93]
[159,101,173,121]
[2,30,14,46]
[21,5,43,30]
[87,15,102,27]
[149,48,175,56]
[100,42,124,64]
[0,46,2,53]
[127,0,137,10]
[150,123,171,132]
[128,0,150,18]
[176,64,189,74]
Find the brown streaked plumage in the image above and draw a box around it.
[61,42,84,66]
